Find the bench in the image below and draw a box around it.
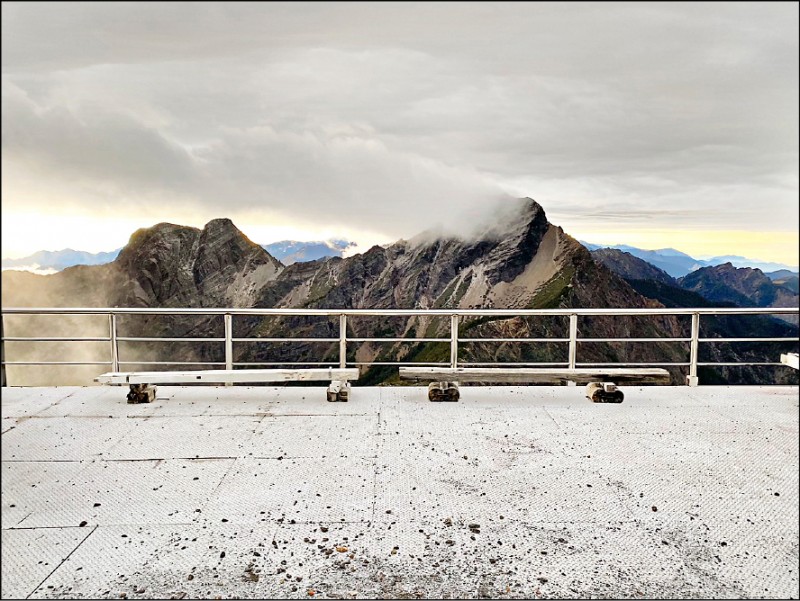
[95,368,360,403]
[398,367,671,403]
[781,353,799,370]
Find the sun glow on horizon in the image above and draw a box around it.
[0,210,393,261]
[570,228,799,267]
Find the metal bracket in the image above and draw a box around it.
[428,381,460,402]
[127,383,157,404]
[327,380,350,402]
[586,382,624,403]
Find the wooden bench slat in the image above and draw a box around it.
[96,368,360,385]
[781,353,799,370]
[398,367,670,384]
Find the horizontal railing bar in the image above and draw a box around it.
[577,362,691,367]
[2,337,111,342]
[12,335,794,344]
[460,362,569,367]
[347,338,450,343]
[697,362,787,366]
[3,307,798,316]
[698,337,799,343]
[233,362,339,366]
[351,362,450,366]
[232,338,340,343]
[459,338,570,343]
[577,338,692,343]
[2,361,112,366]
[118,361,226,366]
[117,337,225,343]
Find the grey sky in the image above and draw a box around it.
[2,2,798,259]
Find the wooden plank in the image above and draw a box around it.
[398,367,670,384]
[781,353,799,370]
[95,368,360,385]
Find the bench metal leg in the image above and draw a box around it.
[127,383,157,404]
[428,381,459,402]
[327,380,350,402]
[586,382,624,403]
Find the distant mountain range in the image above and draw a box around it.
[1,248,123,273]
[591,248,798,324]
[261,239,356,265]
[1,239,356,273]
[579,241,798,278]
[5,238,796,280]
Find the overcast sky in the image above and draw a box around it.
[2,2,798,264]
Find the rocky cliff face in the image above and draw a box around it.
[1,219,285,383]
[230,198,687,382]
[3,219,284,310]
[115,219,284,308]
[256,199,637,312]
[678,263,799,311]
[591,248,677,286]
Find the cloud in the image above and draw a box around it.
[1,3,798,256]
[2,265,58,276]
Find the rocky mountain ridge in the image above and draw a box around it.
[590,248,677,287]
[3,219,284,309]
[580,242,798,277]
[2,199,795,386]
[593,249,799,316]
[678,262,798,312]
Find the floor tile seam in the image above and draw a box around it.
[369,517,640,525]
[222,519,374,526]
[541,406,565,430]
[3,524,99,531]
[98,454,380,461]
[370,446,380,525]
[0,414,116,420]
[261,413,374,417]
[103,408,269,462]
[40,389,82,417]
[165,415,266,524]
[42,415,153,461]
[26,524,96,600]
[100,455,242,461]
[13,520,197,530]
[1,459,88,464]
[2,389,87,421]
[124,413,377,419]
[192,455,246,523]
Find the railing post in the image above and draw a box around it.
[224,313,233,386]
[109,313,119,372]
[339,314,347,368]
[450,314,459,368]
[688,312,700,387]
[567,314,578,386]
[568,314,578,369]
[1,313,6,387]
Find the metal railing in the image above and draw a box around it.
[1,306,798,386]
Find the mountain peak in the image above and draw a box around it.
[519,196,544,213]
[679,261,797,309]
[203,217,237,232]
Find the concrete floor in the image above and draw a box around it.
[1,384,798,599]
